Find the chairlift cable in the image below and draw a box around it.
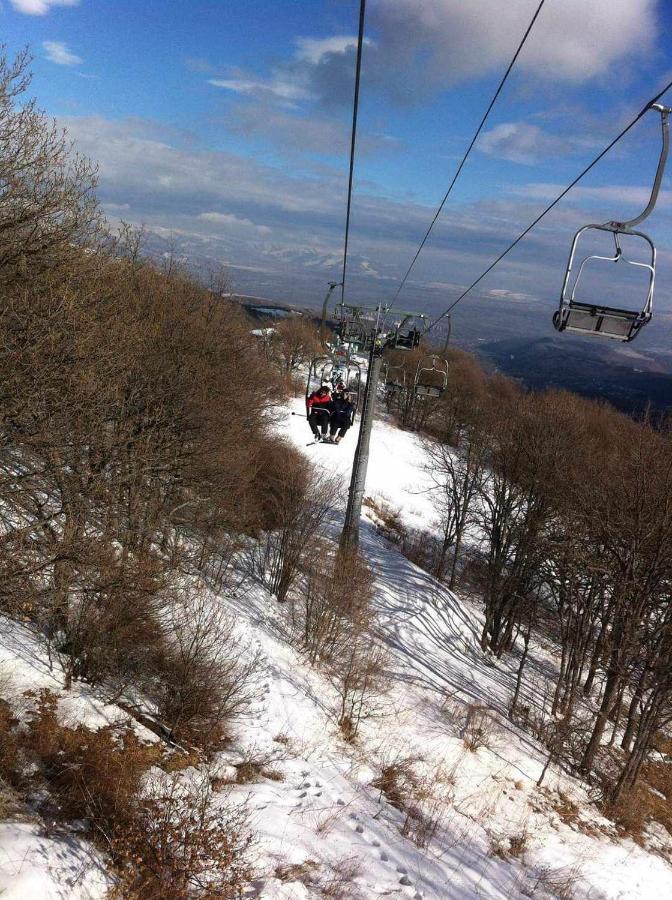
[425,77,672,335]
[388,0,547,312]
[340,0,367,308]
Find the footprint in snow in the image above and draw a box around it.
[371,840,380,847]
[355,824,364,834]
[396,866,407,874]
[380,852,389,862]
[399,875,413,887]
[336,798,345,806]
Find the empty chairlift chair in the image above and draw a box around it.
[554,103,671,343]
[415,355,448,398]
[383,363,406,396]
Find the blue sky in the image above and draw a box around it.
[4,0,672,351]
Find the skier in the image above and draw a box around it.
[329,387,354,444]
[306,383,332,441]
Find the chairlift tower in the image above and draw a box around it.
[339,305,426,552]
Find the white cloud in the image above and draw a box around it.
[58,114,672,316]
[517,183,672,209]
[12,0,79,15]
[43,40,82,66]
[198,212,272,235]
[208,35,368,106]
[208,76,309,101]
[229,101,399,157]
[370,0,657,88]
[479,123,564,165]
[295,35,370,64]
[206,1,658,114]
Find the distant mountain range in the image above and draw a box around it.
[135,230,672,417]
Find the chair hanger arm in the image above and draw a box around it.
[611,104,671,230]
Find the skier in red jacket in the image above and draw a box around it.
[306,384,332,441]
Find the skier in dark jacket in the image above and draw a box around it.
[306,384,331,440]
[329,388,354,443]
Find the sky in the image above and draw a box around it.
[4,0,672,352]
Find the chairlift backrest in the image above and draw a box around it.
[415,355,448,398]
[383,362,406,392]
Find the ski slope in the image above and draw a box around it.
[1,398,672,898]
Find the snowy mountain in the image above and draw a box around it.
[2,395,671,899]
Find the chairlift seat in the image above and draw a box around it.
[415,384,443,398]
[553,301,649,342]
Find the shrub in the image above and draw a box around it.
[113,773,253,899]
[27,690,160,833]
[153,588,260,750]
[462,705,495,752]
[330,632,388,742]
[46,544,167,691]
[25,691,254,897]
[372,754,448,850]
[0,698,19,785]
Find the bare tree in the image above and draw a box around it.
[0,48,101,288]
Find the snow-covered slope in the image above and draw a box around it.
[2,398,672,898]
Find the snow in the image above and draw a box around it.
[283,394,438,533]
[0,617,158,742]
[0,822,110,899]
[2,393,672,898]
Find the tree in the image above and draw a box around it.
[423,418,488,588]
[271,316,322,376]
[0,48,101,289]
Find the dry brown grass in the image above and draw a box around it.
[362,496,405,544]
[372,754,449,849]
[652,732,672,756]
[275,856,362,899]
[462,705,497,752]
[160,749,203,773]
[112,774,253,900]
[0,698,20,785]
[525,863,583,899]
[490,827,529,860]
[546,789,582,828]
[602,767,672,846]
[233,746,289,785]
[27,690,162,831]
[23,690,254,897]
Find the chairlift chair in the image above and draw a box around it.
[387,313,426,350]
[554,103,671,342]
[415,355,448,398]
[305,354,363,420]
[382,362,407,396]
[305,355,335,400]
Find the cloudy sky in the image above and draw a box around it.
[4,0,672,350]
